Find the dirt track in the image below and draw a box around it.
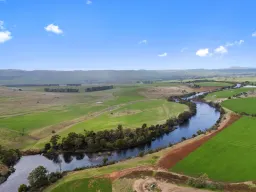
[157,113,241,169]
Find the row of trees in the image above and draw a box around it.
[85,85,114,92]
[44,88,79,93]
[44,99,196,154]
[18,166,62,192]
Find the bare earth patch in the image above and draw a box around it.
[133,177,210,192]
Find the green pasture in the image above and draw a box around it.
[195,82,232,87]
[0,105,107,133]
[172,116,256,182]
[50,178,112,192]
[57,100,187,135]
[32,100,187,149]
[205,87,256,101]
[222,97,256,115]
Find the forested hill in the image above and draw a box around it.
[0,68,256,85]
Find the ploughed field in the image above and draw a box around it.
[172,116,256,182]
[205,87,256,101]
[222,97,256,115]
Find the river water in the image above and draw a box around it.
[0,100,220,192]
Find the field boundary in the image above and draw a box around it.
[157,113,241,169]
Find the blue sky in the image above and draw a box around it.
[0,0,256,70]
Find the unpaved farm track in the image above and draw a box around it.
[157,113,241,169]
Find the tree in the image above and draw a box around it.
[50,135,60,149]
[28,166,48,188]
[102,157,108,165]
[18,184,29,192]
[44,143,51,151]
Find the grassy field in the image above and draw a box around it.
[172,116,256,182]
[205,87,256,101]
[195,82,232,87]
[222,98,256,115]
[50,178,112,192]
[32,100,188,149]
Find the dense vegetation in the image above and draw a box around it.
[0,145,21,184]
[85,85,114,92]
[18,166,62,192]
[222,98,256,115]
[44,99,196,153]
[44,88,79,93]
[172,116,256,182]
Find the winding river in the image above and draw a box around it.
[0,96,220,192]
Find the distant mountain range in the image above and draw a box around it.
[0,68,256,85]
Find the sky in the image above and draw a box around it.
[0,0,256,70]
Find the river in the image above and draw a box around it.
[0,99,220,192]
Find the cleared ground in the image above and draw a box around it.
[205,87,256,101]
[172,116,256,182]
[222,97,256,115]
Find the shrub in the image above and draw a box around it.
[18,184,29,192]
[139,151,145,157]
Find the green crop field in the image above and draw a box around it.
[195,82,232,87]
[205,87,256,101]
[50,178,112,192]
[64,100,187,132]
[222,98,256,115]
[172,116,256,182]
[32,99,188,148]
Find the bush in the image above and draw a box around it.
[139,151,145,157]
[48,172,62,183]
[18,184,29,192]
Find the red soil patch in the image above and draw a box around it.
[157,113,241,169]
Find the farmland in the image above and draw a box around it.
[222,97,256,115]
[172,116,256,182]
[0,84,191,149]
[31,99,188,149]
[50,178,112,192]
[205,87,256,101]
[195,81,232,87]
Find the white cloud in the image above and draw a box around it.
[0,21,12,43]
[214,46,228,54]
[86,0,92,5]
[44,24,63,34]
[158,52,167,57]
[138,40,147,44]
[0,31,12,43]
[196,48,209,57]
[181,47,188,52]
[252,32,256,37]
[139,39,148,44]
[0,20,4,30]
[225,40,244,47]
